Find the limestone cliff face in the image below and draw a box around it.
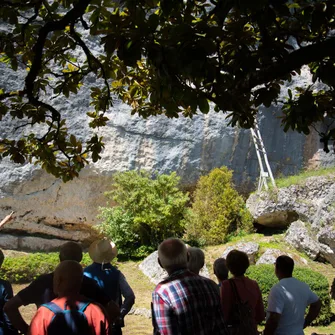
[0,51,332,251]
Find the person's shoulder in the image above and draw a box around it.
[34,272,54,282]
[85,301,108,317]
[0,277,11,286]
[244,276,262,288]
[290,277,312,290]
[197,275,218,287]
[83,263,95,272]
[19,272,53,292]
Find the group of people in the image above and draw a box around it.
[0,239,135,335]
[153,238,322,335]
[0,232,323,335]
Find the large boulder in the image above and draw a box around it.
[256,248,308,266]
[222,242,259,264]
[285,220,320,260]
[246,176,335,228]
[139,251,210,285]
[247,175,335,264]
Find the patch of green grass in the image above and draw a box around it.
[274,167,335,189]
[117,261,155,309]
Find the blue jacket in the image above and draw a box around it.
[84,263,120,303]
[0,279,17,335]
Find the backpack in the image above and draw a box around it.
[228,279,258,335]
[41,301,94,335]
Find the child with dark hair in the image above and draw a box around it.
[0,250,17,335]
[213,258,229,286]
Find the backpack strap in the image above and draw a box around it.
[42,301,90,314]
[229,279,243,304]
[77,302,90,313]
[41,302,64,314]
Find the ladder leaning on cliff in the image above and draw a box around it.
[250,118,277,192]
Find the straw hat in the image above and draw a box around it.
[88,239,118,263]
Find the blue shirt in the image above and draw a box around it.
[84,263,135,318]
[0,278,17,335]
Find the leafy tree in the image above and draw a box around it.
[185,167,253,245]
[97,170,189,257]
[1,1,335,180]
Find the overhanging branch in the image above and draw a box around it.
[25,0,92,101]
[244,37,335,91]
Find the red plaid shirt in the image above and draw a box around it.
[152,269,228,335]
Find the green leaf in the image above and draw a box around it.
[198,97,209,114]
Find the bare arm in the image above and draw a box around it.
[4,295,29,334]
[263,312,281,335]
[0,212,14,228]
[304,299,322,328]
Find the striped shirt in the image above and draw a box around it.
[152,269,228,335]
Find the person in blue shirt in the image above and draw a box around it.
[0,250,17,335]
[84,239,135,335]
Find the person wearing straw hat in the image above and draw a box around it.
[84,239,135,335]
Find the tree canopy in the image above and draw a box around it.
[1,0,335,180]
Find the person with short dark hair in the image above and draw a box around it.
[29,261,110,335]
[220,250,265,333]
[264,255,321,335]
[0,249,17,335]
[152,238,228,335]
[4,242,110,335]
[213,258,228,286]
[187,247,205,275]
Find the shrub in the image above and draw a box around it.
[185,167,253,245]
[0,253,92,284]
[246,264,332,326]
[97,171,189,257]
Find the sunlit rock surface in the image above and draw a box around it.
[0,38,333,250]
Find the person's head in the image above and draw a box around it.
[53,260,83,297]
[158,238,188,274]
[275,255,294,279]
[59,242,83,263]
[226,250,250,277]
[88,239,118,264]
[0,249,4,268]
[213,258,229,282]
[187,247,205,275]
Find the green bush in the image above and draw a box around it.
[185,167,253,245]
[246,264,332,326]
[98,171,189,257]
[0,253,92,284]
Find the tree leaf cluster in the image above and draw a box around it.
[1,0,335,179]
[97,170,189,257]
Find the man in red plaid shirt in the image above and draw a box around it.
[152,238,228,335]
